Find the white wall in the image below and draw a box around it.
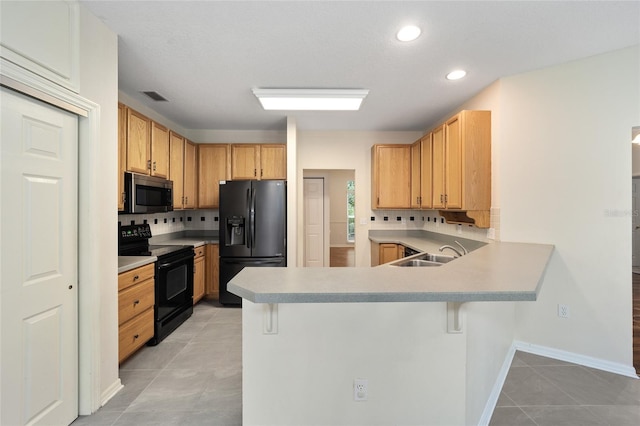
[78,4,119,405]
[242,301,467,425]
[297,131,422,266]
[501,46,639,366]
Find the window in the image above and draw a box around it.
[347,180,355,242]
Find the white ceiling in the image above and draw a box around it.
[81,0,640,132]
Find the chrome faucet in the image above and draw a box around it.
[438,241,469,257]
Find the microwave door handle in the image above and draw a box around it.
[250,187,256,249]
[246,188,251,249]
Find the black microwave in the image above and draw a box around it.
[122,172,173,214]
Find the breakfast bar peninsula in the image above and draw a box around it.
[229,240,554,425]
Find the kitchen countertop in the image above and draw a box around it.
[228,232,554,304]
[118,256,157,273]
[118,231,219,274]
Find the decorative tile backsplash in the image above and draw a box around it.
[118,210,219,236]
[369,209,497,242]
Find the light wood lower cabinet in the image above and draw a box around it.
[193,245,205,304]
[371,243,407,266]
[118,263,155,363]
[205,244,219,300]
[379,243,402,265]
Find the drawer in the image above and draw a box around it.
[118,263,154,291]
[194,245,205,258]
[118,278,154,325]
[119,307,154,363]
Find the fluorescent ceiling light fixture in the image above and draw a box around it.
[397,25,421,42]
[252,89,369,111]
[446,70,467,80]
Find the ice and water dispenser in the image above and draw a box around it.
[225,216,245,246]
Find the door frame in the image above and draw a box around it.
[303,172,331,267]
[2,59,104,414]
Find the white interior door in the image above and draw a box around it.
[1,87,78,425]
[304,178,325,267]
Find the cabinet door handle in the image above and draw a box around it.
[133,299,140,306]
[261,169,263,178]
[152,161,156,171]
[254,168,257,177]
[133,334,139,340]
[133,275,139,281]
[440,194,444,203]
[147,160,151,170]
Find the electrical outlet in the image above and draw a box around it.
[558,304,570,318]
[354,378,368,401]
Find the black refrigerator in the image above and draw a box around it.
[219,180,286,304]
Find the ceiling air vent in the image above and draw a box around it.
[142,91,168,102]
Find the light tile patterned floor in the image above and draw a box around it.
[75,301,640,425]
[490,351,640,425]
[73,301,242,426]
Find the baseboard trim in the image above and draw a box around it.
[100,378,123,409]
[513,340,638,379]
[478,340,638,425]
[477,343,517,426]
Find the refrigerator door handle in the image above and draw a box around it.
[246,188,251,249]
[250,187,256,249]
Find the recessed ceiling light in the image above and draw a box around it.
[252,89,369,111]
[446,70,467,80]
[396,25,421,42]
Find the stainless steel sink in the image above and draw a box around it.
[389,252,456,267]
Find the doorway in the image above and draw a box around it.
[303,170,355,267]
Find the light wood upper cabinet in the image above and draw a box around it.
[371,144,411,209]
[231,144,286,180]
[444,115,463,209]
[118,103,127,211]
[169,131,185,209]
[198,144,231,209]
[410,140,421,209]
[150,122,170,179]
[126,108,151,174]
[431,110,491,211]
[260,144,287,179]
[169,134,196,210]
[231,144,258,179]
[432,125,446,209]
[419,135,433,209]
[122,106,170,179]
[183,140,197,209]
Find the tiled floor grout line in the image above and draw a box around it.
[526,364,584,407]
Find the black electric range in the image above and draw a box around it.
[119,224,195,345]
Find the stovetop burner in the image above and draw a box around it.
[118,224,193,259]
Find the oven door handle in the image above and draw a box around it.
[157,255,193,270]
